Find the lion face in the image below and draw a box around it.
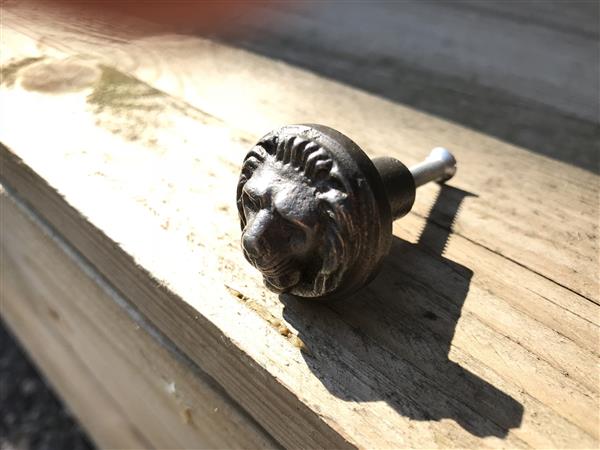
[237,125,390,299]
[240,160,322,293]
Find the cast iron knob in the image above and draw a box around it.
[236,124,456,299]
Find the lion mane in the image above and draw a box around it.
[237,134,360,297]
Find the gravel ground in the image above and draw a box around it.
[0,319,95,450]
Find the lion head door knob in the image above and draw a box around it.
[236,124,457,299]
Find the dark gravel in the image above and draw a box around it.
[0,319,96,450]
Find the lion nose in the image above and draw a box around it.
[242,210,271,259]
[242,231,262,257]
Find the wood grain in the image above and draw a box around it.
[3,4,598,301]
[226,0,599,121]
[115,38,600,302]
[1,3,598,449]
[221,1,600,172]
[0,186,278,449]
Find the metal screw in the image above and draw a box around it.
[237,124,458,300]
[409,147,457,187]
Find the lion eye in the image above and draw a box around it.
[243,190,261,213]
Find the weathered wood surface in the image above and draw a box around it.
[0,186,277,449]
[226,2,599,121]
[1,3,598,449]
[219,0,600,171]
[3,4,597,301]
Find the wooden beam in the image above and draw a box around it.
[227,0,599,122]
[3,5,597,301]
[1,186,278,449]
[220,1,600,171]
[1,4,598,448]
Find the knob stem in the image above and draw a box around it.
[372,156,416,220]
[409,147,457,188]
[373,147,457,220]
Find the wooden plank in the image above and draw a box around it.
[1,5,598,449]
[0,185,278,449]
[2,4,598,301]
[215,0,600,174]
[224,0,599,122]
[449,0,599,38]
[4,2,599,174]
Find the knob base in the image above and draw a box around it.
[372,156,416,220]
